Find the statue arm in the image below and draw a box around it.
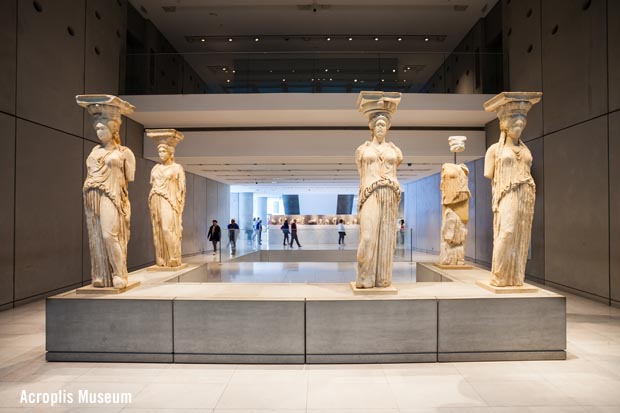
[122,147,136,182]
[178,167,186,212]
[355,144,364,175]
[394,144,403,167]
[484,144,497,180]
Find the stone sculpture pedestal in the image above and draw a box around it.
[475,280,538,294]
[349,282,398,295]
[76,281,141,295]
[147,263,189,272]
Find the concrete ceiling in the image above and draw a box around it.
[125,93,495,193]
[127,0,498,92]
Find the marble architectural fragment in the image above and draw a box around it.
[438,161,470,266]
[484,91,542,287]
[77,95,136,289]
[146,129,186,269]
[355,91,403,289]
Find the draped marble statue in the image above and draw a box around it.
[355,91,403,288]
[439,136,471,266]
[146,129,186,268]
[484,92,542,287]
[77,95,136,289]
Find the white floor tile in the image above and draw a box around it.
[216,383,307,410]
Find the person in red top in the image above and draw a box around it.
[289,219,301,248]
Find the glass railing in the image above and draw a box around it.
[122,51,503,95]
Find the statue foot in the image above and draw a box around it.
[169,259,181,267]
[92,279,104,287]
[112,276,127,289]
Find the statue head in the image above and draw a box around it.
[76,95,134,147]
[157,143,175,163]
[484,92,542,141]
[94,118,121,145]
[369,114,390,143]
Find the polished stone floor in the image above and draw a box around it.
[1,282,620,412]
[168,262,416,284]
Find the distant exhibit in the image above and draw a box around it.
[355,91,403,288]
[146,129,186,268]
[77,95,136,289]
[438,136,471,267]
[484,91,542,287]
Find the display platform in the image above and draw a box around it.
[46,254,566,364]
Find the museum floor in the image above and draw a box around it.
[1,265,620,412]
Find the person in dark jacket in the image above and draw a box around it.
[290,219,301,248]
[280,219,290,246]
[227,219,240,252]
[207,220,221,254]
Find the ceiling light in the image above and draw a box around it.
[228,38,233,42]
[325,69,328,72]
[269,70,273,73]
[348,37,353,41]
[326,37,331,41]
[282,78,286,82]
[397,37,402,41]
[425,37,429,42]
[392,69,396,73]
[354,79,358,82]
[254,37,259,42]
[222,67,227,71]
[311,78,314,81]
[374,37,379,41]
[201,38,206,42]
[232,70,236,73]
[329,78,332,81]
[381,79,385,82]
[226,79,230,83]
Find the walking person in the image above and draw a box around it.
[280,219,290,246]
[207,220,221,254]
[337,219,346,245]
[256,218,263,246]
[228,219,240,253]
[398,219,406,246]
[289,219,302,248]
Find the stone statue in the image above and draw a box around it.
[439,163,470,266]
[484,92,542,286]
[438,136,470,266]
[355,91,403,288]
[146,129,186,268]
[77,95,136,289]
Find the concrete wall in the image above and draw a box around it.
[0,0,228,310]
[408,0,619,305]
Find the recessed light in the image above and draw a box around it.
[392,69,396,73]
[222,67,227,71]
[201,38,206,42]
[329,78,332,81]
[397,37,402,41]
[403,79,406,82]
[348,37,353,41]
[311,78,315,81]
[425,37,429,42]
[226,79,230,83]
[354,79,358,82]
[269,70,273,73]
[254,37,259,42]
[232,70,235,73]
[282,78,286,82]
[374,37,379,41]
[326,37,331,41]
[381,79,385,82]
[228,38,233,42]
[325,69,328,72]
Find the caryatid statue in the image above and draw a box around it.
[484,92,542,287]
[355,91,403,288]
[77,95,136,289]
[146,129,186,268]
[438,136,471,267]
